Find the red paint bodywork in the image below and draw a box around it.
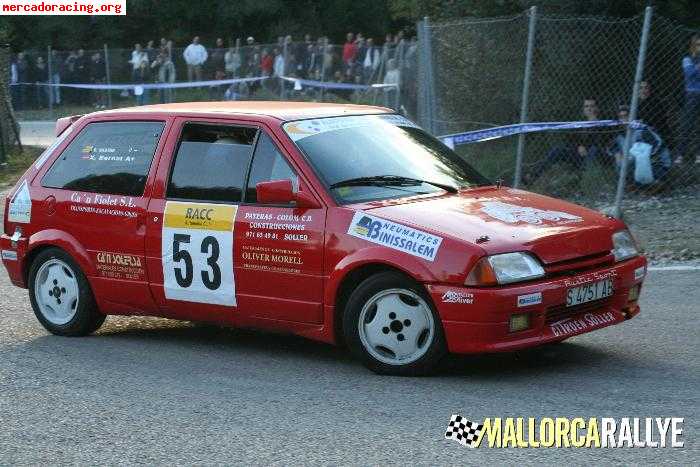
[1,102,646,353]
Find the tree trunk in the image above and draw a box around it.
[0,45,22,163]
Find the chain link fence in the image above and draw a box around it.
[418,7,699,262]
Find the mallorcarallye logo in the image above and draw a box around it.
[445,415,684,448]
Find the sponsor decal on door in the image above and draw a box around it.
[162,202,237,306]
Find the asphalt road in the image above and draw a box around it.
[0,267,698,465]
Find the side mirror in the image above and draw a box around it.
[256,180,320,209]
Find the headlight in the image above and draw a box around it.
[612,230,638,262]
[465,252,544,286]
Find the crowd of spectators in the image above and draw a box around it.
[10,31,418,110]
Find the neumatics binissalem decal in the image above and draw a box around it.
[347,212,443,261]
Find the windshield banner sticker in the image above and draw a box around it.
[347,212,443,261]
[480,201,582,225]
[285,114,418,142]
[8,180,32,224]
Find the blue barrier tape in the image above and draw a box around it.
[11,75,268,90]
[280,76,397,91]
[439,120,646,147]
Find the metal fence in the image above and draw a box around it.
[417,7,699,222]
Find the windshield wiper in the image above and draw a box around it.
[329,175,458,193]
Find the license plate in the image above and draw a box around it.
[566,279,613,307]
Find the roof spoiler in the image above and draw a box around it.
[55,115,83,136]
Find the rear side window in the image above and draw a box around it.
[167,123,257,203]
[42,121,164,196]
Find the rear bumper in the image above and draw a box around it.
[428,256,646,354]
[1,233,28,288]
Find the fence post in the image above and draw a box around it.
[280,41,287,100]
[319,41,327,101]
[614,6,653,219]
[47,45,53,119]
[103,44,113,108]
[417,17,436,133]
[513,6,537,188]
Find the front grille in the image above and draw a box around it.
[545,298,611,324]
[544,252,614,278]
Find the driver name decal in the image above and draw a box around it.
[480,201,582,225]
[347,212,443,261]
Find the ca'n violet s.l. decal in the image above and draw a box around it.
[347,212,442,261]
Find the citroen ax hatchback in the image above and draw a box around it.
[1,102,647,375]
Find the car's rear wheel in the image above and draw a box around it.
[28,248,105,336]
[343,272,446,376]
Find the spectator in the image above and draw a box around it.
[63,50,78,104]
[342,32,357,73]
[145,40,157,63]
[15,52,29,110]
[129,43,147,81]
[159,37,169,56]
[134,60,151,105]
[383,58,400,109]
[241,36,255,76]
[183,36,208,81]
[151,51,176,103]
[675,34,700,166]
[225,39,241,78]
[89,52,107,109]
[527,98,609,182]
[50,49,62,106]
[210,37,226,79]
[322,42,334,81]
[362,37,380,83]
[10,54,19,110]
[609,104,671,187]
[260,48,273,77]
[32,56,49,109]
[283,35,294,77]
[273,47,284,78]
[74,49,88,103]
[638,80,671,144]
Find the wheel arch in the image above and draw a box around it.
[24,230,94,284]
[328,249,437,345]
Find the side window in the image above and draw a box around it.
[42,121,164,196]
[246,132,299,203]
[167,123,257,203]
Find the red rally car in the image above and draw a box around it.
[1,102,647,375]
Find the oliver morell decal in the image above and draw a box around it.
[347,212,443,261]
[480,201,582,225]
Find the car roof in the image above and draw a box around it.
[95,101,393,122]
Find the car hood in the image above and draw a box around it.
[358,188,620,265]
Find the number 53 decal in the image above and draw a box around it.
[162,202,237,306]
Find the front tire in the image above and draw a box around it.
[343,272,446,376]
[28,248,105,336]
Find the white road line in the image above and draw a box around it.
[648,265,700,271]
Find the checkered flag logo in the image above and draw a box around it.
[445,415,483,448]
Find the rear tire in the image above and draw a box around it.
[28,248,105,336]
[343,272,446,376]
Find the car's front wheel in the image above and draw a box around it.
[28,248,105,336]
[343,272,446,376]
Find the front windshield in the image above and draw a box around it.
[284,114,490,204]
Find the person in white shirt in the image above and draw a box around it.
[128,43,148,81]
[183,36,208,82]
[383,58,400,109]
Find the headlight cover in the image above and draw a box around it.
[612,230,638,262]
[487,252,545,285]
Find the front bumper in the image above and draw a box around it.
[427,256,647,354]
